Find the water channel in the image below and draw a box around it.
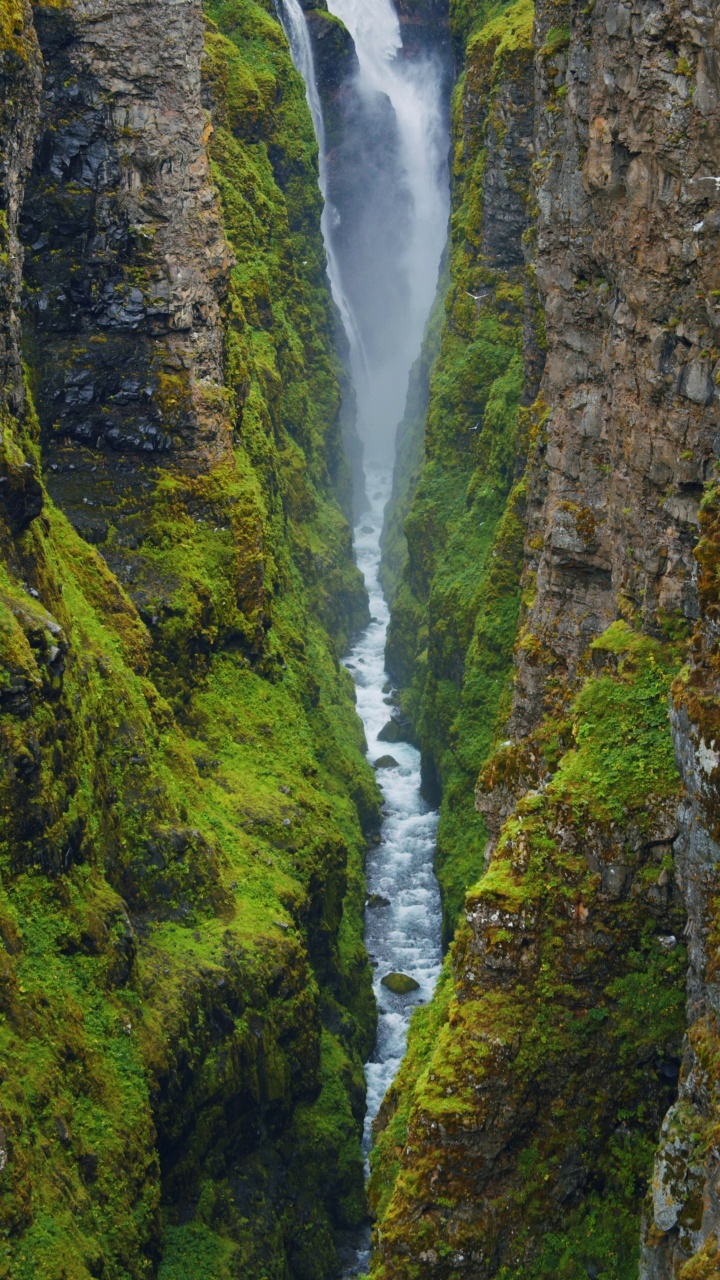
[338,463,444,1274]
[274,0,449,1270]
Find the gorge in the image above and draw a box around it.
[2,2,720,1280]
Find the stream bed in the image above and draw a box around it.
[338,462,443,1275]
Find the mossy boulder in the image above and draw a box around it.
[377,719,404,744]
[381,972,420,995]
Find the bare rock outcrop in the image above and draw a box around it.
[22,0,233,466]
[0,0,42,535]
[512,0,720,738]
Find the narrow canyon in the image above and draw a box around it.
[1,0,720,1278]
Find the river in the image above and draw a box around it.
[338,463,443,1275]
[273,0,449,1270]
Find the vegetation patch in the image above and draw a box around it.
[369,621,687,1277]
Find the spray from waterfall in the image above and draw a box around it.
[325,0,450,461]
[277,0,449,465]
[275,0,366,368]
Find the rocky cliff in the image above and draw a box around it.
[7,0,720,1274]
[0,2,380,1277]
[375,0,720,1275]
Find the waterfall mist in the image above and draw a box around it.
[278,0,450,468]
[326,0,450,463]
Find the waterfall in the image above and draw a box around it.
[275,0,366,367]
[275,4,450,1273]
[325,0,450,461]
[278,0,449,464]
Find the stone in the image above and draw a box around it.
[374,755,399,769]
[381,972,420,994]
[78,1151,99,1182]
[54,1117,71,1146]
[378,719,403,743]
[367,894,391,909]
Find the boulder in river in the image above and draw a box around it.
[367,894,391,909]
[381,972,420,994]
[374,755,398,769]
[378,718,403,743]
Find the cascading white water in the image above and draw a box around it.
[276,0,366,362]
[337,466,443,1276]
[325,0,449,462]
[275,3,449,1272]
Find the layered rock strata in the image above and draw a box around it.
[510,0,720,742]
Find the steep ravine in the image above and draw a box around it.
[5,0,720,1278]
[0,1,381,1277]
[373,0,720,1277]
[340,463,443,1278]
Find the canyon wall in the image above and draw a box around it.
[376,0,720,1275]
[5,0,720,1274]
[0,1,380,1277]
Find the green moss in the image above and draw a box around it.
[540,23,571,55]
[0,3,380,1278]
[554,626,680,822]
[370,623,686,1277]
[159,1225,237,1280]
[379,267,450,609]
[383,0,535,942]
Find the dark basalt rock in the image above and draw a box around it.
[306,9,358,97]
[0,457,42,532]
[377,719,403,744]
[373,755,399,769]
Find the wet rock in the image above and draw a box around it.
[374,755,398,769]
[366,894,391,909]
[381,972,419,994]
[54,1117,71,1146]
[306,8,358,97]
[0,458,43,532]
[78,1151,98,1182]
[378,719,403,744]
[0,675,34,720]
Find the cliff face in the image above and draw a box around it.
[383,0,535,941]
[511,0,719,740]
[375,0,720,1275]
[0,2,380,1277]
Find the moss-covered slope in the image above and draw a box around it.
[0,2,380,1277]
[374,0,720,1271]
[370,622,687,1278]
[383,0,535,943]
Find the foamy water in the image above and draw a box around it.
[338,463,442,1275]
[326,0,449,461]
